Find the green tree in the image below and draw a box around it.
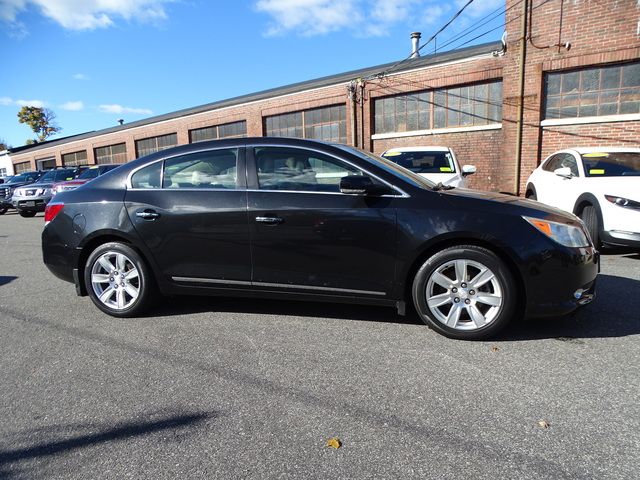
[17,106,61,143]
[0,138,9,150]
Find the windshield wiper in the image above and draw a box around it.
[432,182,455,191]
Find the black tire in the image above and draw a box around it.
[0,206,7,215]
[84,242,155,317]
[412,245,517,340]
[18,210,37,218]
[580,205,600,249]
[525,189,537,200]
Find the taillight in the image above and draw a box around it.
[44,202,64,225]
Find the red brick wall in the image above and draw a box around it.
[11,0,640,194]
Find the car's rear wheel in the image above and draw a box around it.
[580,205,600,249]
[18,210,36,218]
[84,242,154,317]
[0,206,7,215]
[412,245,517,340]
[525,189,537,200]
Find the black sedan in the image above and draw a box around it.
[42,138,598,340]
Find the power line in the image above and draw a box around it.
[364,0,478,81]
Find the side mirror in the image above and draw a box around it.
[339,175,391,196]
[461,165,477,176]
[554,167,573,178]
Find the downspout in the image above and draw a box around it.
[514,0,528,196]
[359,79,366,150]
[348,82,358,147]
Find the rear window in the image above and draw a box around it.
[78,167,101,180]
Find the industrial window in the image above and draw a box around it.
[189,121,247,143]
[95,143,127,164]
[14,161,31,173]
[135,133,177,158]
[62,150,88,166]
[544,61,640,119]
[265,105,347,143]
[375,92,430,134]
[434,81,502,128]
[374,80,502,134]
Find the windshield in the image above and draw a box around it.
[335,145,436,189]
[7,172,39,183]
[581,152,640,177]
[381,150,456,174]
[78,167,101,180]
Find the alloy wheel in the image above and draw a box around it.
[90,251,141,310]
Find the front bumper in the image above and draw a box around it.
[12,194,52,212]
[601,230,640,249]
[524,245,599,318]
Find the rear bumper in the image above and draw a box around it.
[525,246,599,318]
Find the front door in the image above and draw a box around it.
[124,147,251,284]
[247,146,398,297]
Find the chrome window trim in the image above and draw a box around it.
[172,276,386,296]
[250,143,410,198]
[125,145,241,189]
[125,143,409,198]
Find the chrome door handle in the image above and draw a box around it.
[136,210,160,220]
[255,216,283,225]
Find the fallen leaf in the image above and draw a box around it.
[490,346,499,352]
[326,437,342,449]
[537,420,550,429]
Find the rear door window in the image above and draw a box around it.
[163,149,238,189]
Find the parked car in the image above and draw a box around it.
[380,146,476,188]
[525,148,640,249]
[11,167,86,217]
[42,138,598,340]
[52,164,123,195]
[0,171,44,214]
[0,176,14,184]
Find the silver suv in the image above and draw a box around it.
[12,167,85,217]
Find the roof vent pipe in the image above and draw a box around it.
[410,32,421,58]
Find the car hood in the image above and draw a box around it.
[441,188,578,221]
[582,177,640,201]
[418,172,460,186]
[20,182,55,189]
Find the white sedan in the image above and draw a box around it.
[380,146,476,188]
[525,147,640,249]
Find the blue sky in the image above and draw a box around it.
[1,0,504,148]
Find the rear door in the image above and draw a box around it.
[246,145,399,297]
[124,147,252,284]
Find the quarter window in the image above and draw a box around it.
[545,62,640,119]
[131,162,162,189]
[255,147,363,193]
[163,149,238,189]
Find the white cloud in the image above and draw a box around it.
[0,0,171,32]
[98,104,153,115]
[72,73,90,80]
[60,100,84,111]
[256,0,361,36]
[16,99,45,108]
[0,96,13,106]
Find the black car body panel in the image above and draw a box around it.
[42,137,599,322]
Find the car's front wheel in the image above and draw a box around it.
[0,206,7,215]
[579,205,601,249]
[84,242,155,317]
[412,245,517,340]
[18,210,36,218]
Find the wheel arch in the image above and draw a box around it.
[76,231,164,296]
[402,235,526,318]
[525,183,537,198]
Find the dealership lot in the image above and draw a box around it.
[1,212,639,479]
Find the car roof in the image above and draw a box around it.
[382,146,451,153]
[568,147,640,154]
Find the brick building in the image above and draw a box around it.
[10,0,640,194]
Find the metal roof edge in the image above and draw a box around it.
[11,41,502,156]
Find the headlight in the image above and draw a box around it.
[523,216,591,247]
[605,195,640,210]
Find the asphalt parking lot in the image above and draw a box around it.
[0,211,639,479]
